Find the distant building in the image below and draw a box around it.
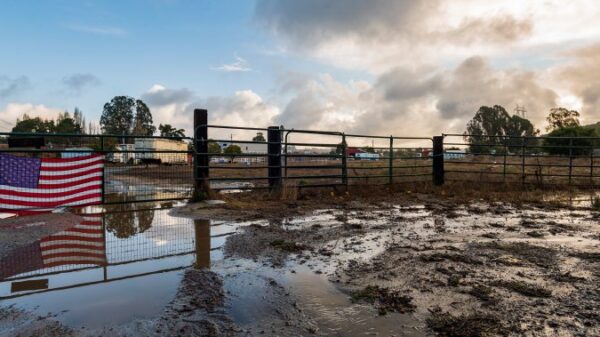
[346,147,366,158]
[218,142,267,154]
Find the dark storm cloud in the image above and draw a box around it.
[0,76,30,99]
[62,73,101,94]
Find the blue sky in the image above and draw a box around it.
[2,1,600,137]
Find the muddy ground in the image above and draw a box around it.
[1,185,599,336]
[215,188,600,336]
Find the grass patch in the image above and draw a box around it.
[526,230,546,238]
[473,242,557,267]
[571,251,600,261]
[468,285,497,304]
[420,252,483,265]
[492,280,552,298]
[269,239,307,252]
[426,312,507,337]
[350,285,415,315]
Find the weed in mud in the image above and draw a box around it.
[350,285,415,315]
[420,252,483,265]
[269,239,308,252]
[447,275,461,287]
[472,242,557,267]
[467,285,497,304]
[571,251,600,261]
[526,230,546,238]
[492,280,552,298]
[592,196,600,210]
[519,219,542,228]
[426,312,508,337]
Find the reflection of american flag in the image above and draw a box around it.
[40,215,106,267]
[0,154,103,212]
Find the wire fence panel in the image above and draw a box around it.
[0,133,194,212]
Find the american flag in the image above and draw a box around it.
[0,214,106,279]
[0,153,103,213]
[40,215,106,267]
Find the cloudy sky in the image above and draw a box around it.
[2,0,600,138]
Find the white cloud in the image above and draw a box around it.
[141,85,278,138]
[0,103,63,131]
[211,57,252,72]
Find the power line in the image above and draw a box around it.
[514,105,527,119]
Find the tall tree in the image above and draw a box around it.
[132,100,156,136]
[12,114,54,133]
[158,124,185,138]
[55,111,82,134]
[465,105,537,153]
[100,96,135,137]
[545,107,580,132]
[252,132,266,142]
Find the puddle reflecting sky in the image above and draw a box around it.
[0,204,240,329]
[0,201,431,336]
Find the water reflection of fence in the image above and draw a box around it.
[0,209,218,299]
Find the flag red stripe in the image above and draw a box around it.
[40,234,104,243]
[41,154,103,163]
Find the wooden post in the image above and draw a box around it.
[432,136,444,186]
[194,219,210,269]
[193,109,209,200]
[267,126,282,189]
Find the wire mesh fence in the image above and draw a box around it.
[0,132,194,213]
[443,133,600,186]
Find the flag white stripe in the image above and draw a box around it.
[43,256,105,264]
[39,163,103,176]
[41,247,105,256]
[0,189,100,202]
[38,172,102,184]
[0,197,102,209]
[0,180,101,194]
[40,239,104,248]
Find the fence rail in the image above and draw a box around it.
[2,108,600,213]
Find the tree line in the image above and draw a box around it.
[10,95,185,139]
[464,105,593,155]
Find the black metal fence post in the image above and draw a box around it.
[568,137,573,185]
[100,135,105,204]
[193,109,209,199]
[388,136,393,185]
[521,137,526,184]
[432,136,444,186]
[341,133,348,187]
[267,126,282,189]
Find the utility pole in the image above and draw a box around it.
[514,105,527,119]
